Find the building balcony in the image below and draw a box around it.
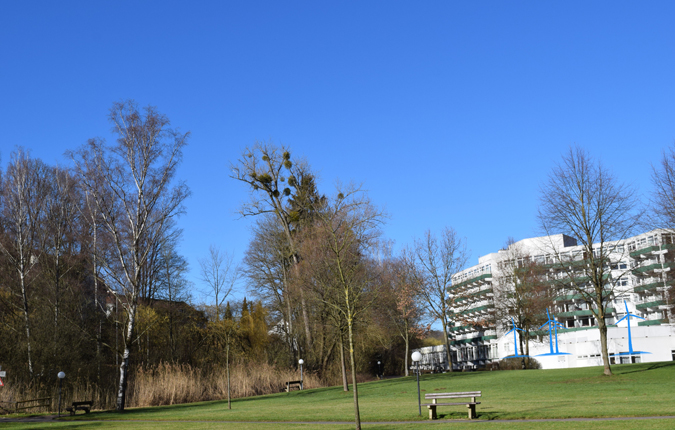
[632,262,675,276]
[459,304,493,317]
[554,293,586,302]
[637,318,668,327]
[449,273,492,292]
[557,307,615,318]
[635,299,666,310]
[543,259,588,270]
[629,245,661,259]
[634,281,663,293]
[453,287,494,305]
[450,324,473,333]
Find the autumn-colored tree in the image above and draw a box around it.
[382,258,429,376]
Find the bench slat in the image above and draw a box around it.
[423,402,481,406]
[426,395,481,399]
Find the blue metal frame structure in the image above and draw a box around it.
[536,309,571,357]
[611,299,651,357]
[503,317,530,358]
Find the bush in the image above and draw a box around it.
[497,357,542,370]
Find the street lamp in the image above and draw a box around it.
[57,371,66,418]
[411,351,422,416]
[377,360,381,379]
[298,359,304,390]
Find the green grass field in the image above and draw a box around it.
[3,362,675,429]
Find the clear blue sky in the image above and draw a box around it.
[2,1,674,303]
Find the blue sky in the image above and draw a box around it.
[2,1,674,303]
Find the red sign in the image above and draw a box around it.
[0,378,3,387]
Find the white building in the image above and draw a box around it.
[439,230,675,370]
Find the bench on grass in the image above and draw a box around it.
[422,391,481,420]
[284,380,303,392]
[66,400,93,415]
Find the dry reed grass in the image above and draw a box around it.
[0,362,375,413]
[129,361,323,407]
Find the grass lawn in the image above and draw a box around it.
[3,362,675,429]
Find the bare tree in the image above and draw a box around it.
[493,239,552,366]
[305,184,385,430]
[381,257,428,376]
[243,214,297,365]
[199,245,238,321]
[407,228,468,372]
[652,144,675,228]
[69,101,190,410]
[0,148,50,379]
[651,145,675,320]
[538,147,641,376]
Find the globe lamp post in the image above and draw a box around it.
[298,359,304,390]
[57,371,66,418]
[411,351,422,416]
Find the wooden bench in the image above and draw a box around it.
[422,391,481,420]
[66,401,93,415]
[284,380,303,392]
[14,397,51,413]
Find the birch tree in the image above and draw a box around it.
[69,101,190,410]
[0,148,50,379]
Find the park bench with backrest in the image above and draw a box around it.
[284,380,303,392]
[66,400,93,415]
[422,391,481,420]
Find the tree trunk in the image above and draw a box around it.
[290,255,313,349]
[116,302,137,411]
[442,317,453,372]
[20,271,34,379]
[226,339,231,410]
[404,330,410,377]
[598,315,612,376]
[339,331,349,392]
[347,319,361,430]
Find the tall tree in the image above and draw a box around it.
[70,101,190,410]
[305,185,385,430]
[243,214,297,365]
[0,148,50,379]
[538,147,640,376]
[651,145,675,320]
[407,228,468,372]
[231,142,314,348]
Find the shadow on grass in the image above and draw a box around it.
[435,410,502,420]
[53,422,109,429]
[613,362,675,375]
